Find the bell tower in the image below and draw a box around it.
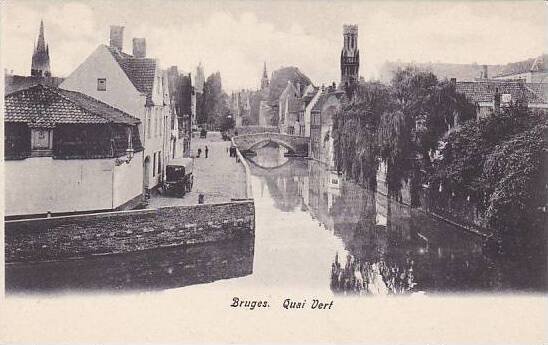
[340,24,359,97]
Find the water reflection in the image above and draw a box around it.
[250,143,545,294]
[248,141,289,168]
[6,235,254,293]
[6,142,544,294]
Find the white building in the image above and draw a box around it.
[60,26,174,192]
[4,85,144,217]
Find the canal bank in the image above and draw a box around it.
[6,141,545,293]
[5,200,255,263]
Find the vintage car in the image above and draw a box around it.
[200,128,207,138]
[161,158,194,197]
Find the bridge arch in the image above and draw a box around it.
[232,132,309,156]
[248,138,297,153]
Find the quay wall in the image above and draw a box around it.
[5,201,255,263]
[232,138,253,199]
[235,126,279,135]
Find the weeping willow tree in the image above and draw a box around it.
[333,67,475,197]
[333,81,395,188]
[377,110,414,195]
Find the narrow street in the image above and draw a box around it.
[147,131,247,207]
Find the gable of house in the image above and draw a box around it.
[60,45,145,119]
[107,46,160,106]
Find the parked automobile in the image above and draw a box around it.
[161,158,194,197]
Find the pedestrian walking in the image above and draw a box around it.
[197,148,202,158]
[205,145,209,158]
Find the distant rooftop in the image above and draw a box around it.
[456,79,547,104]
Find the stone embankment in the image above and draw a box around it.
[6,201,255,263]
[6,131,256,263]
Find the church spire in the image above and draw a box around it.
[261,61,269,90]
[36,20,46,52]
[31,19,51,77]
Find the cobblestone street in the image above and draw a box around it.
[147,131,247,208]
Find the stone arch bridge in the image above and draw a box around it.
[232,132,309,155]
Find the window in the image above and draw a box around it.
[147,113,151,138]
[32,129,51,149]
[160,113,163,136]
[153,152,157,177]
[155,108,159,137]
[157,152,162,176]
[97,78,106,91]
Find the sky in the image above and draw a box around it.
[1,0,546,91]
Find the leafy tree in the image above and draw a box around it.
[201,72,229,126]
[430,104,546,255]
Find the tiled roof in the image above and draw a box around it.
[107,46,157,105]
[5,84,141,126]
[493,54,547,78]
[456,80,546,104]
[5,75,64,95]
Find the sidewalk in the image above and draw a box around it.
[147,131,247,208]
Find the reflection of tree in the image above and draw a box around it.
[331,252,416,295]
[329,176,502,294]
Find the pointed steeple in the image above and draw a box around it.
[261,61,269,90]
[36,20,46,52]
[31,19,51,77]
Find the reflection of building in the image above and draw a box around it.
[306,161,342,229]
[4,85,144,217]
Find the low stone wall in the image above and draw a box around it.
[5,201,255,263]
[235,126,280,135]
[418,188,492,237]
[232,138,253,198]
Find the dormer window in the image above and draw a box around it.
[97,78,107,91]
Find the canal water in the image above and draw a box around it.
[5,142,545,294]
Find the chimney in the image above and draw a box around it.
[483,65,488,79]
[132,38,146,58]
[109,25,124,51]
[494,87,501,114]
